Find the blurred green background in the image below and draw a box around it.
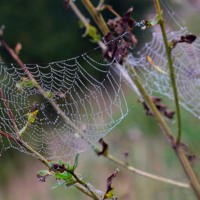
[0,0,200,199]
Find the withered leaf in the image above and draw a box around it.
[107,18,121,29]
[103,33,130,64]
[141,96,175,119]
[97,138,109,156]
[150,96,162,104]
[142,102,153,116]
[170,34,197,50]
[180,34,197,44]
[178,142,196,162]
[115,7,134,35]
[103,168,119,200]
[164,110,175,119]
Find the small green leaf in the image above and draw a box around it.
[58,159,63,165]
[67,162,73,171]
[82,24,101,43]
[73,152,80,171]
[55,171,71,180]
[148,20,157,27]
[65,179,76,187]
[52,181,66,189]
[104,189,114,199]
[78,20,84,28]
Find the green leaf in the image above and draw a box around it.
[82,24,101,43]
[73,152,80,171]
[55,171,71,180]
[52,181,66,189]
[67,162,73,171]
[148,20,157,27]
[65,179,76,187]
[104,189,114,199]
[58,159,63,165]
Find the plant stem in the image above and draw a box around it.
[0,130,99,199]
[71,172,99,200]
[154,0,182,144]
[69,1,89,27]
[125,62,200,199]
[68,2,193,189]
[106,154,190,188]
[81,0,110,35]
[96,0,105,10]
[0,89,20,138]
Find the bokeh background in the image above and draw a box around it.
[0,0,200,199]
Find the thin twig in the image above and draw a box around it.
[81,0,109,35]
[153,0,200,198]
[154,0,182,144]
[106,154,190,188]
[69,1,89,27]
[96,0,105,10]
[71,172,99,200]
[0,89,20,138]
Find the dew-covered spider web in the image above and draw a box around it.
[0,0,200,161]
[127,27,200,117]
[126,0,200,118]
[0,44,128,160]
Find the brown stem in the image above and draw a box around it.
[81,0,110,35]
[0,89,20,138]
[105,5,121,18]
[0,130,23,146]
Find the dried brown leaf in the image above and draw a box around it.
[103,168,119,200]
[180,34,197,44]
[97,138,109,156]
[164,110,175,119]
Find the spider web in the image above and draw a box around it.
[0,0,199,162]
[0,45,128,160]
[126,0,200,118]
